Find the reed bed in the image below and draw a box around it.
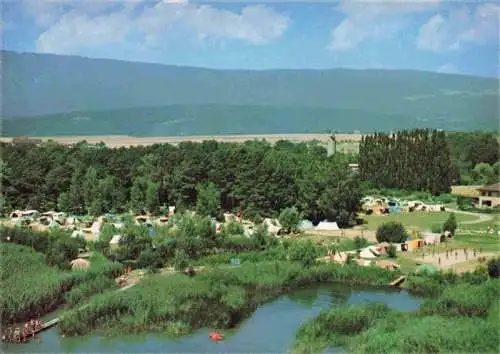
[419,280,499,318]
[0,243,66,324]
[0,243,123,324]
[58,261,398,336]
[292,303,391,353]
[346,314,499,353]
[64,275,117,307]
[293,276,500,353]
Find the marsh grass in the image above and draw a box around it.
[419,280,499,317]
[0,243,123,324]
[293,275,500,354]
[346,314,499,354]
[292,303,391,353]
[58,262,398,336]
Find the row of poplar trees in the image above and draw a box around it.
[358,129,453,194]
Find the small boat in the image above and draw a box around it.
[208,331,224,342]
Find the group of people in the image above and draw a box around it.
[2,318,43,343]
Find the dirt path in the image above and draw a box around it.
[449,209,495,224]
[306,229,377,243]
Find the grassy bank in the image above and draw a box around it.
[293,271,500,353]
[0,243,123,325]
[58,261,399,337]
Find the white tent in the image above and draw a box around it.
[366,246,381,256]
[422,232,441,245]
[223,212,235,223]
[298,220,314,230]
[315,221,340,231]
[71,230,85,238]
[110,235,122,245]
[360,248,377,259]
[263,218,282,235]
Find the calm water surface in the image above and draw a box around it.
[2,285,422,353]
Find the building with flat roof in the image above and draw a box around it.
[476,183,500,207]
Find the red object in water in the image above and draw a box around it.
[208,331,224,342]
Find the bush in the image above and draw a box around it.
[278,207,302,233]
[223,221,245,236]
[287,240,321,267]
[376,222,408,243]
[387,244,397,258]
[173,249,189,271]
[487,257,500,278]
[443,212,458,235]
[354,236,369,250]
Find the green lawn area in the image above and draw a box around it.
[452,234,500,253]
[458,217,499,232]
[364,212,479,231]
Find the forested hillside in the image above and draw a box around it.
[3,51,498,134]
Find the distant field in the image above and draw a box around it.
[364,212,479,231]
[0,134,363,148]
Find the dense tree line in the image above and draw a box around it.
[445,131,499,185]
[0,140,360,226]
[359,129,453,194]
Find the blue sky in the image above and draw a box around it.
[2,0,499,77]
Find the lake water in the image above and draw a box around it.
[2,285,422,353]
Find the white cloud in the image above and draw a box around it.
[329,0,441,51]
[32,0,289,54]
[417,3,500,52]
[437,63,457,74]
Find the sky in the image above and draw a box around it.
[2,0,499,77]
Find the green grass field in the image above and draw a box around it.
[452,234,500,253]
[364,212,479,231]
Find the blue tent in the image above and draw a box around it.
[388,200,401,213]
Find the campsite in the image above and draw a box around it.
[1,128,499,353]
[2,3,500,349]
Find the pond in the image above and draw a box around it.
[2,285,422,353]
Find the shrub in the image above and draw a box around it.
[487,257,500,278]
[278,207,302,233]
[387,244,397,258]
[223,221,245,236]
[287,240,321,267]
[173,249,189,271]
[443,212,458,235]
[376,222,408,243]
[353,236,369,250]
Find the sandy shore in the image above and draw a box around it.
[0,134,363,147]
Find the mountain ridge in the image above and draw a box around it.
[2,50,498,135]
